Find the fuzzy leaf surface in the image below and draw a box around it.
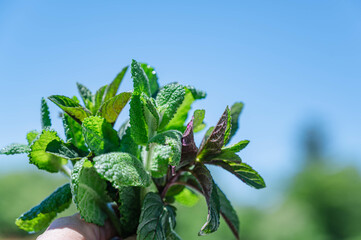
[216,184,240,240]
[41,97,51,129]
[29,130,67,172]
[46,140,86,160]
[209,161,266,189]
[98,91,132,124]
[15,183,72,232]
[192,163,220,235]
[82,116,120,155]
[26,130,40,145]
[0,143,30,155]
[132,60,151,97]
[156,83,185,130]
[71,159,110,225]
[48,95,91,123]
[93,152,151,188]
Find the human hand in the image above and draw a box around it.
[36,214,119,240]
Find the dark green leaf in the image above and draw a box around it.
[118,120,139,158]
[215,184,240,240]
[82,116,120,155]
[118,186,141,237]
[93,152,151,188]
[71,158,111,225]
[209,161,266,189]
[225,102,244,145]
[103,66,128,102]
[76,82,93,110]
[97,91,132,125]
[224,107,232,145]
[41,97,51,129]
[137,193,180,240]
[15,183,72,232]
[192,163,220,235]
[45,140,86,160]
[29,130,68,173]
[198,107,230,159]
[62,114,88,152]
[222,140,249,153]
[93,85,107,114]
[156,83,185,130]
[48,95,91,123]
[0,143,30,155]
[140,63,159,97]
[132,60,151,97]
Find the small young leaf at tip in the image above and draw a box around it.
[41,97,51,129]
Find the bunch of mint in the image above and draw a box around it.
[0,60,265,239]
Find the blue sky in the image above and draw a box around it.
[1,0,360,205]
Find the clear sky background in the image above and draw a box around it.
[0,0,360,205]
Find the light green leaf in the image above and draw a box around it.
[148,130,182,177]
[140,63,159,97]
[224,107,232,145]
[76,82,94,111]
[29,130,68,173]
[82,116,120,155]
[15,183,72,232]
[192,163,220,235]
[71,158,111,225]
[222,140,249,153]
[48,95,91,123]
[41,97,51,129]
[63,114,88,152]
[0,143,30,155]
[103,66,128,102]
[209,161,266,189]
[193,109,206,133]
[132,60,151,97]
[137,193,180,240]
[93,152,151,188]
[215,184,240,240]
[97,91,132,125]
[174,187,199,207]
[26,130,40,145]
[156,83,185,130]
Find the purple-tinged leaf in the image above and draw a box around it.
[180,118,198,167]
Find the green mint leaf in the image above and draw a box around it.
[223,107,232,145]
[193,109,206,133]
[225,102,244,145]
[140,63,159,97]
[215,184,240,240]
[180,118,198,167]
[156,83,186,130]
[97,91,132,125]
[137,192,180,240]
[174,187,199,207]
[209,161,266,189]
[185,85,207,100]
[222,140,249,153]
[192,163,220,235]
[204,149,241,163]
[132,60,151,97]
[93,152,151,188]
[199,127,214,152]
[129,93,159,146]
[0,143,30,155]
[148,130,182,177]
[103,66,128,102]
[29,130,68,173]
[45,140,86,160]
[41,97,51,129]
[76,82,94,110]
[82,116,120,155]
[93,85,107,114]
[71,158,111,225]
[26,130,40,145]
[48,95,91,124]
[117,186,141,237]
[15,183,72,233]
[198,107,230,159]
[118,120,140,158]
[62,114,88,152]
